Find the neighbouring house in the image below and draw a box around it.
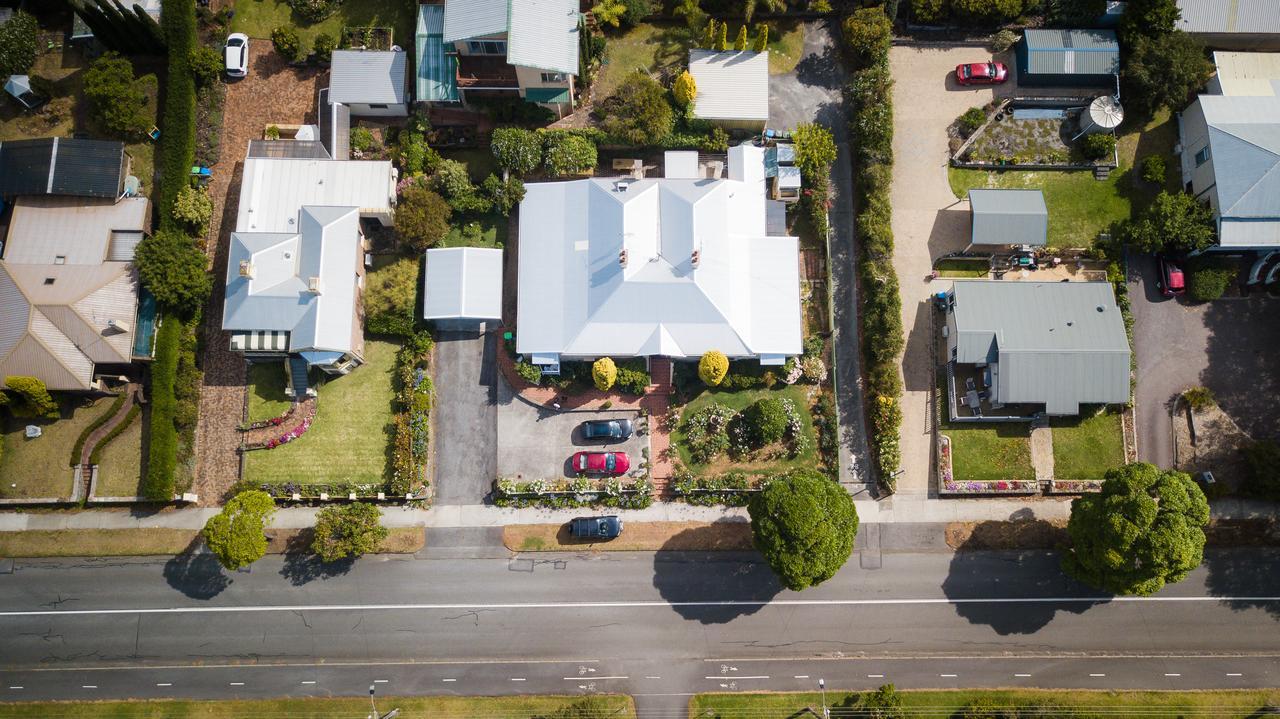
[967,189,1048,249]
[329,50,410,118]
[687,49,769,131]
[423,247,503,328]
[221,149,397,387]
[415,4,460,104]
[0,138,131,200]
[1015,30,1120,88]
[942,281,1130,418]
[1176,0,1280,51]
[1177,52,1280,250]
[435,0,579,113]
[516,144,802,373]
[0,196,151,391]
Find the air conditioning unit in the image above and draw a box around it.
[618,249,628,268]
[238,259,255,278]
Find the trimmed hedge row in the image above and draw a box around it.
[143,317,181,501]
[158,0,197,228]
[69,393,126,467]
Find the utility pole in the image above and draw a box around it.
[367,684,400,719]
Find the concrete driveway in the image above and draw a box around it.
[431,330,498,504]
[1129,254,1280,467]
[495,378,649,482]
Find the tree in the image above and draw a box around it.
[858,684,904,719]
[171,184,213,233]
[313,33,337,63]
[952,0,1025,22]
[590,0,626,28]
[698,350,729,386]
[734,24,748,51]
[674,0,707,32]
[748,469,859,591]
[0,10,39,77]
[1186,258,1235,301]
[1122,191,1215,255]
[752,24,769,52]
[1080,133,1116,160]
[1122,31,1212,116]
[1120,0,1180,41]
[619,0,654,28]
[842,7,892,69]
[911,0,946,23]
[133,229,212,318]
[791,123,837,177]
[4,376,58,419]
[434,159,491,214]
[1242,440,1280,501]
[202,491,277,571]
[600,71,674,146]
[672,70,697,108]
[742,0,785,23]
[365,255,419,336]
[1053,0,1108,24]
[702,18,718,49]
[312,503,388,563]
[592,357,618,391]
[271,25,304,62]
[188,45,222,86]
[491,127,542,176]
[481,174,526,215]
[1063,463,1209,596]
[715,21,728,51]
[395,185,452,251]
[543,133,598,176]
[742,397,788,446]
[83,52,152,138]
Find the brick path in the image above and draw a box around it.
[78,384,140,468]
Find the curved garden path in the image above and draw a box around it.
[79,384,140,468]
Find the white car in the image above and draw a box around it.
[224,33,249,77]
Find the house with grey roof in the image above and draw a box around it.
[968,189,1048,249]
[1178,52,1280,249]
[329,50,409,117]
[943,281,1130,417]
[1176,0,1280,51]
[1015,29,1119,88]
[425,0,579,112]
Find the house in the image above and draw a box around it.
[1015,30,1119,88]
[329,50,409,117]
[0,196,151,391]
[968,189,1048,249]
[423,247,503,328]
[431,0,580,112]
[0,138,131,200]
[221,150,397,383]
[1176,0,1280,51]
[516,144,802,371]
[943,281,1131,417]
[687,49,769,131]
[1177,52,1280,249]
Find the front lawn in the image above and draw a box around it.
[938,380,1034,482]
[0,397,117,500]
[246,361,292,422]
[935,257,989,278]
[672,384,819,476]
[94,410,144,497]
[228,0,415,48]
[1051,408,1126,480]
[244,339,398,485]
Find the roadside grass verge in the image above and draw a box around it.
[0,527,423,558]
[1050,408,1126,480]
[504,521,753,552]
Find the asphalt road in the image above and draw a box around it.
[2,548,1280,707]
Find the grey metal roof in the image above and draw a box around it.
[968,189,1048,246]
[442,0,508,43]
[1177,0,1280,34]
[248,140,331,159]
[950,281,1130,415]
[1199,96,1280,224]
[0,138,126,199]
[424,247,503,320]
[1021,29,1119,76]
[329,50,408,106]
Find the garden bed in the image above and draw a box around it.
[671,384,820,477]
[492,476,653,509]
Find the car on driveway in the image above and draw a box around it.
[581,418,633,441]
[224,33,249,78]
[1157,255,1185,297]
[571,451,630,476]
[569,515,624,540]
[955,61,1008,85]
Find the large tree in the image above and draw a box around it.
[395,184,453,251]
[83,52,153,139]
[202,491,277,570]
[748,469,859,591]
[312,503,389,563]
[1120,0,1180,41]
[599,71,673,146]
[1122,190,1215,255]
[490,127,542,176]
[133,229,212,318]
[0,10,38,77]
[1122,30,1212,116]
[1063,463,1209,596]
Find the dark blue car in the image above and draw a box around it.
[581,419,634,441]
[570,515,624,540]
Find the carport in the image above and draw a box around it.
[424,247,503,330]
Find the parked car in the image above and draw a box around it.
[1157,255,1185,296]
[581,419,633,441]
[224,33,249,78]
[955,61,1008,85]
[571,451,630,476]
[569,515,624,540]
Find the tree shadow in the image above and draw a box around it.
[279,529,357,586]
[1203,548,1280,621]
[651,521,781,624]
[941,515,1108,635]
[795,43,844,90]
[1201,297,1280,444]
[162,536,231,600]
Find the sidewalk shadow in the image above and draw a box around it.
[941,516,1107,635]
[1204,547,1280,621]
[279,529,356,586]
[651,521,780,624]
[162,536,231,600]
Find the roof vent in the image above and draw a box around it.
[1096,305,1105,312]
[691,249,701,267]
[1066,321,1074,327]
[239,260,255,278]
[107,319,131,333]
[308,276,322,294]
[619,249,628,268]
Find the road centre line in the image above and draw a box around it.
[1227,673,1244,677]
[156,683,173,687]
[1165,673,1181,677]
[563,676,628,680]
[4,595,1279,617]
[510,678,526,682]
[645,676,662,680]
[442,679,457,682]
[374,679,389,683]
[81,685,97,689]
[705,676,769,680]
[793,675,809,679]
[939,674,957,678]
[867,674,884,678]
[1090,674,1106,677]
[1014,674,1032,678]
[229,682,244,686]
[7,687,22,690]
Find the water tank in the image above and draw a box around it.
[1079,95,1124,135]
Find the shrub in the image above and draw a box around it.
[1141,154,1166,184]
[957,106,986,137]
[134,229,212,317]
[271,26,304,62]
[592,357,618,391]
[591,0,627,28]
[842,7,892,69]
[0,10,38,77]
[615,366,650,395]
[1081,133,1116,160]
[543,132,598,176]
[1186,260,1235,301]
[84,52,152,139]
[715,18,728,50]
[350,126,377,153]
[395,185,452,251]
[734,24,748,51]
[800,355,828,383]
[188,45,222,86]
[673,70,697,108]
[143,318,180,501]
[742,397,788,446]
[619,0,654,28]
[4,376,58,419]
[1122,191,1216,255]
[847,61,894,164]
[952,0,1026,22]
[753,24,769,52]
[312,503,388,563]
[683,403,735,464]
[365,256,419,336]
[698,350,729,386]
[491,127,542,175]
[171,184,213,233]
[1182,386,1215,410]
[434,159,491,214]
[515,361,543,384]
[748,468,858,590]
[599,71,673,146]
[911,0,947,22]
[991,28,1019,52]
[287,0,341,23]
[791,123,837,177]
[265,125,281,140]
[202,490,277,570]
[1242,440,1280,501]
[313,33,337,63]
[480,174,526,215]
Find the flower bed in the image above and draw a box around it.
[234,479,398,502]
[938,434,954,486]
[1047,479,1104,494]
[672,471,766,507]
[239,404,295,432]
[243,403,316,451]
[493,476,653,509]
[390,335,432,497]
[940,479,1040,495]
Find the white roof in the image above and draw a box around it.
[4,196,148,265]
[516,144,801,360]
[442,0,508,42]
[688,49,769,122]
[235,156,395,233]
[507,0,580,76]
[664,151,700,179]
[1212,51,1280,97]
[423,247,503,320]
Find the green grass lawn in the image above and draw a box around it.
[440,148,500,183]
[94,409,144,497]
[692,690,1280,718]
[228,0,416,48]
[440,214,508,249]
[936,257,989,278]
[671,384,819,476]
[244,340,398,484]
[766,20,805,75]
[246,361,292,422]
[939,379,1034,482]
[0,397,116,500]
[1051,408,1126,480]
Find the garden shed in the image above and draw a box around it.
[423,247,503,326]
[687,49,769,130]
[0,138,130,200]
[1016,29,1119,88]
[968,189,1048,248]
[329,50,409,117]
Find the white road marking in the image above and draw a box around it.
[867,674,884,679]
[374,679,389,683]
[1090,673,1106,677]
[1227,673,1244,677]
[229,682,244,686]
[939,674,958,678]
[793,675,809,679]
[706,676,769,680]
[563,676,628,680]
[1014,674,1032,678]
[645,676,662,680]
[8,687,23,690]
[1164,673,1181,677]
[81,685,97,689]
[22,659,598,673]
[155,683,172,687]
[442,679,457,682]
[300,681,316,685]
[510,678,526,682]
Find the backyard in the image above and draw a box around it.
[938,380,1035,482]
[671,383,819,477]
[1050,408,1126,480]
[243,339,399,485]
[228,0,415,47]
[93,410,144,497]
[0,397,115,500]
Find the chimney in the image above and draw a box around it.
[619,249,628,268]
[238,260,255,278]
[308,276,323,294]
[691,249,701,267]
[107,319,131,333]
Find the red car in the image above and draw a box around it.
[955,61,1009,85]
[572,451,630,476]
[1157,256,1185,296]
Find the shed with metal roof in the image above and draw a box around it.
[1177,0,1280,50]
[329,50,408,117]
[0,138,130,200]
[423,247,503,325]
[1015,29,1119,88]
[968,189,1048,248]
[688,49,769,130]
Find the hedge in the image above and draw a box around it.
[69,393,127,467]
[158,0,197,229]
[89,405,141,465]
[143,317,181,501]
